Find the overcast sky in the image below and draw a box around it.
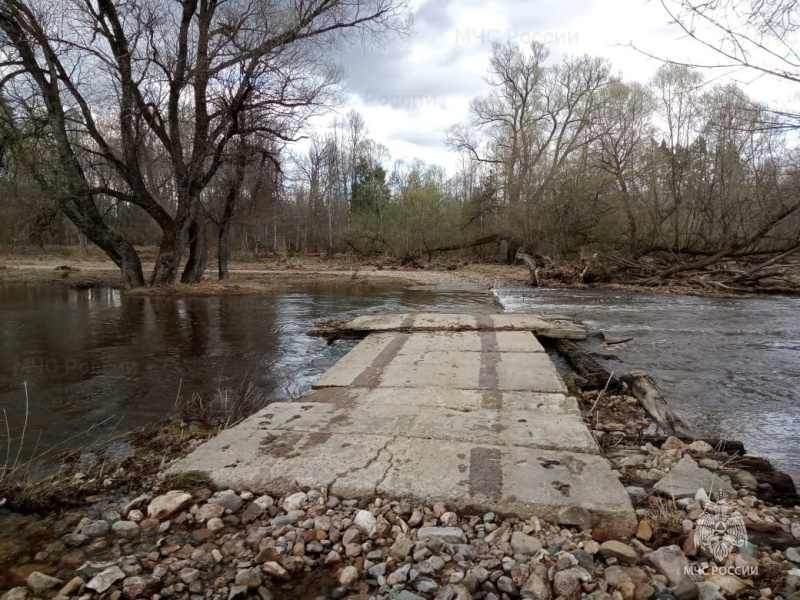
[312,0,799,173]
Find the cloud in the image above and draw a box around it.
[316,0,799,174]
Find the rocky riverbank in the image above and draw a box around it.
[1,461,799,600]
[2,387,800,600]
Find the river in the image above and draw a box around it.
[0,282,798,483]
[495,287,800,482]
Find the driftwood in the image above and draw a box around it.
[622,371,697,438]
[553,339,620,390]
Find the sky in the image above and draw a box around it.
[310,0,800,174]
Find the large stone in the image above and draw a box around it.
[653,456,735,500]
[642,545,692,587]
[417,527,467,543]
[338,565,359,587]
[210,489,244,513]
[147,492,193,519]
[111,521,140,539]
[80,519,109,539]
[391,536,414,559]
[511,531,543,556]
[705,573,746,596]
[599,541,638,564]
[121,575,160,600]
[554,569,582,600]
[282,491,307,511]
[86,566,126,594]
[353,510,377,536]
[196,503,225,522]
[26,572,62,595]
[522,568,552,600]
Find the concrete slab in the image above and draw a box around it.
[248,396,597,454]
[378,438,635,535]
[490,314,587,340]
[344,314,412,331]
[306,387,485,411]
[338,313,587,340]
[410,313,480,330]
[399,331,544,354]
[318,344,567,392]
[305,388,582,415]
[378,351,483,389]
[496,352,568,393]
[386,352,559,391]
[169,428,395,499]
[503,391,582,416]
[167,312,634,535]
[312,333,402,388]
[170,431,634,536]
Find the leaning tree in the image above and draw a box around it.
[0,0,409,286]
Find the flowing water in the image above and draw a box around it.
[0,282,798,483]
[495,287,800,483]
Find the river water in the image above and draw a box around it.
[0,283,798,483]
[495,287,800,482]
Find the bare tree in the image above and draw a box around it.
[446,41,611,259]
[0,0,410,286]
[656,0,800,125]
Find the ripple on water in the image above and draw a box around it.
[495,287,800,483]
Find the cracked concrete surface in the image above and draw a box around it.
[169,315,636,536]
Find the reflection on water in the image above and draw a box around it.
[496,287,800,482]
[0,283,497,466]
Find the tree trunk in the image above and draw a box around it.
[151,222,187,286]
[218,220,231,281]
[505,238,521,264]
[181,219,207,283]
[62,199,146,288]
[93,234,144,288]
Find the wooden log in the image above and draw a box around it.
[552,339,620,390]
[621,371,697,438]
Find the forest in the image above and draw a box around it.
[1,0,799,291]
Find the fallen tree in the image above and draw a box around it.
[516,248,800,296]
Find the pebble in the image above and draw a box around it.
[210,489,244,513]
[147,492,192,519]
[338,565,359,586]
[110,520,140,539]
[599,540,638,564]
[26,572,62,594]
[86,566,126,593]
[282,491,307,512]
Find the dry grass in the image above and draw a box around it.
[646,497,688,546]
[164,470,212,491]
[174,378,266,429]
